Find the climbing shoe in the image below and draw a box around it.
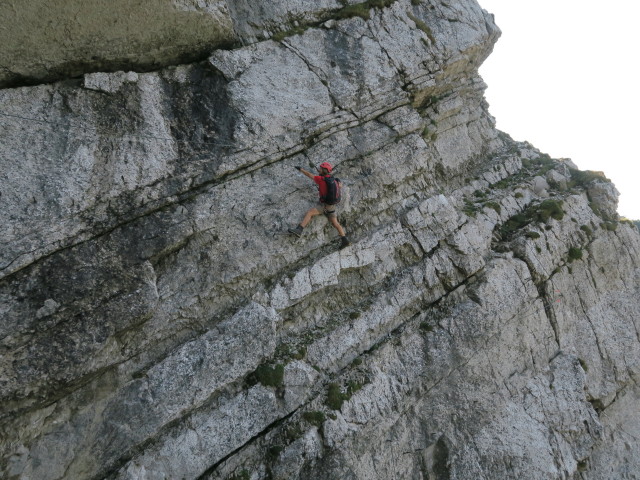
[288,225,304,237]
[339,236,351,249]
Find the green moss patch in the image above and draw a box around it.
[326,381,365,410]
[335,0,396,21]
[326,383,345,410]
[303,411,326,427]
[580,225,593,236]
[267,445,284,461]
[484,201,501,214]
[228,470,250,480]
[248,363,285,388]
[420,321,434,332]
[499,199,564,240]
[536,199,564,222]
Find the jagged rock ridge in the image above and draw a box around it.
[1,1,639,479]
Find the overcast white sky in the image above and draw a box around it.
[478,0,640,219]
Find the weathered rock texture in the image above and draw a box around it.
[1,1,639,479]
[0,0,236,88]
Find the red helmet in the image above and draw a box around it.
[319,162,333,173]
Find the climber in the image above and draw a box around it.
[288,162,351,249]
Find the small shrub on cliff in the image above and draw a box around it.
[326,382,345,410]
[326,381,364,410]
[499,199,564,241]
[275,343,307,362]
[463,201,479,218]
[248,363,285,388]
[348,380,364,395]
[580,225,593,237]
[474,189,487,199]
[568,247,583,262]
[484,201,501,214]
[500,212,530,237]
[491,178,511,189]
[536,199,564,222]
[283,423,304,444]
[569,168,610,188]
[335,3,371,20]
[528,154,556,175]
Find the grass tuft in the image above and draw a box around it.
[407,12,436,43]
[272,26,308,42]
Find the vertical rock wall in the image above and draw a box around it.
[1,1,639,479]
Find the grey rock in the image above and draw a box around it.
[1,1,639,480]
[83,71,140,94]
[532,175,550,196]
[0,0,235,88]
[587,178,620,219]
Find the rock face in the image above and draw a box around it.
[0,0,235,88]
[1,1,639,479]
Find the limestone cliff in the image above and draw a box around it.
[1,1,639,479]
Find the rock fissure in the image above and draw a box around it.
[193,401,306,480]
